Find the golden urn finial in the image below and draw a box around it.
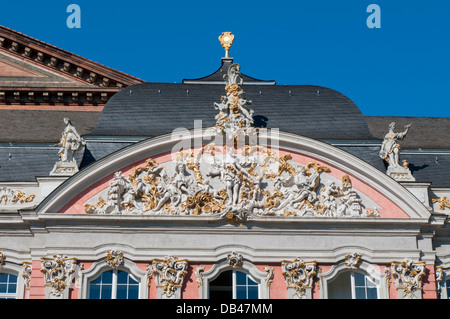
[219,32,234,58]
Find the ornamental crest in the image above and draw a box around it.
[391,259,426,299]
[150,255,189,298]
[281,258,317,298]
[104,250,124,268]
[40,255,78,297]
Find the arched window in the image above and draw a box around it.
[80,259,148,299]
[0,272,18,299]
[88,269,139,299]
[328,271,378,299]
[209,270,259,299]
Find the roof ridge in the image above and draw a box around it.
[0,25,145,84]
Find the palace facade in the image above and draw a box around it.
[1,29,450,300]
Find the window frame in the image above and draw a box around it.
[88,268,140,299]
[319,260,388,299]
[0,272,19,299]
[199,259,269,299]
[0,263,26,299]
[80,259,148,299]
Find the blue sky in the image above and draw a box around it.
[1,0,449,117]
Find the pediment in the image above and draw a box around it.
[37,130,431,222]
[0,51,96,88]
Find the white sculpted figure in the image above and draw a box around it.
[379,122,411,168]
[56,117,86,162]
[207,151,252,205]
[274,166,319,212]
[153,162,195,211]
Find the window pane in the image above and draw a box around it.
[247,276,258,286]
[355,287,366,299]
[7,283,16,294]
[117,271,128,284]
[354,273,365,287]
[128,284,139,299]
[236,285,246,299]
[101,283,112,299]
[209,271,232,299]
[89,284,100,299]
[328,272,351,299]
[236,271,247,285]
[248,286,259,299]
[367,287,378,299]
[116,284,128,299]
[101,271,113,283]
[0,283,6,293]
[0,274,8,283]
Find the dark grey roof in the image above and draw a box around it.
[89,84,376,140]
[0,145,84,182]
[0,110,100,143]
[366,116,450,149]
[79,141,134,169]
[182,58,276,85]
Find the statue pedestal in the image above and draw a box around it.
[49,161,79,176]
[387,166,415,182]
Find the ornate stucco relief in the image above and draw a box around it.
[0,187,35,205]
[149,255,189,299]
[390,259,426,299]
[40,255,78,297]
[281,258,317,299]
[83,147,380,223]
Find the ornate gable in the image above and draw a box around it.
[37,61,429,222]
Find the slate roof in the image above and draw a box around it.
[0,110,100,143]
[0,145,83,182]
[365,116,450,149]
[1,60,449,187]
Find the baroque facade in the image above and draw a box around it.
[1,30,450,300]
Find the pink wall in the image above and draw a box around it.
[23,260,437,299]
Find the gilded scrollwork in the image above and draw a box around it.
[432,196,450,211]
[0,187,35,205]
[150,256,189,298]
[264,266,274,288]
[344,253,362,269]
[22,262,32,289]
[40,255,78,297]
[281,258,317,299]
[390,259,426,299]
[195,266,205,288]
[104,250,124,269]
[226,252,243,268]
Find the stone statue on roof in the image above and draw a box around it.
[57,117,86,163]
[49,118,86,176]
[379,122,415,181]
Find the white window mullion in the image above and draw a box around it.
[232,270,237,299]
[111,269,118,299]
[350,273,356,299]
